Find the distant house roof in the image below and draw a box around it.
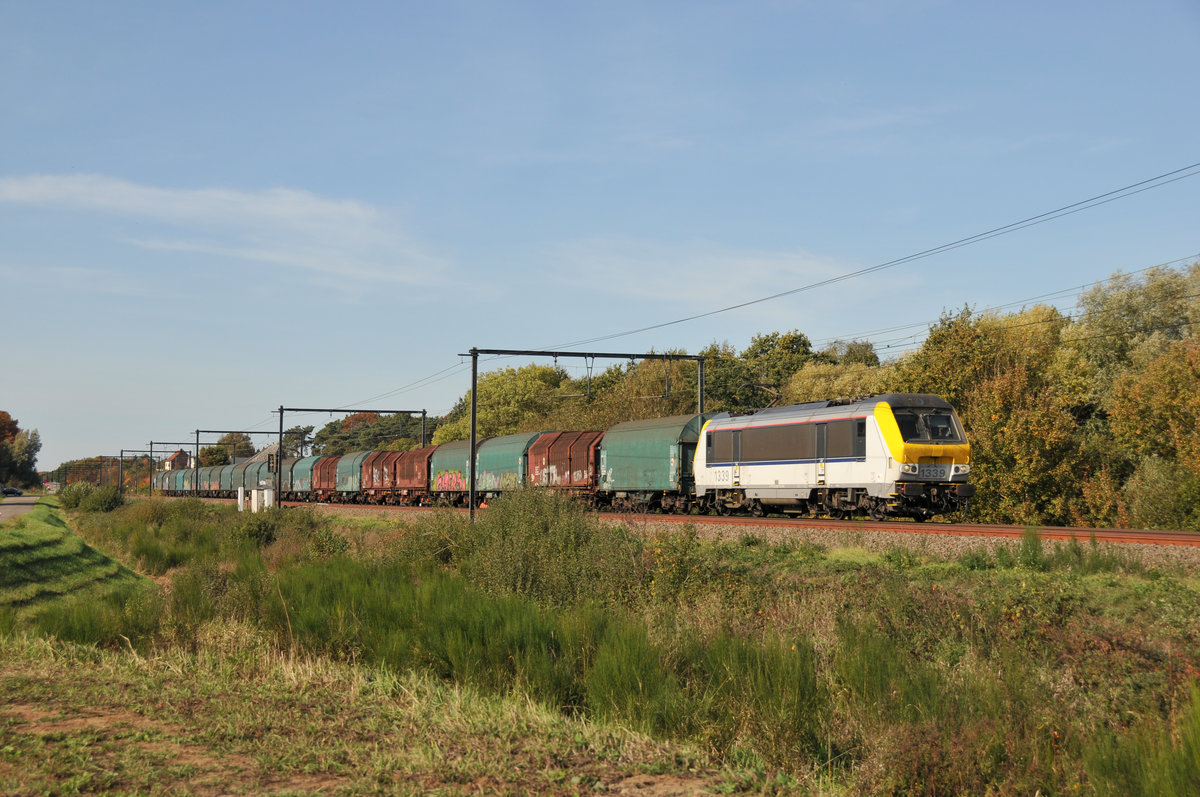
[243,442,280,464]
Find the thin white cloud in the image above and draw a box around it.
[0,174,447,287]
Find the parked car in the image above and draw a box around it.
[2,486,23,496]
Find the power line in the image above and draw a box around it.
[547,162,1200,350]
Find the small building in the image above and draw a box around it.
[164,449,192,470]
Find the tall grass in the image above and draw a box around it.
[260,555,825,767]
[408,488,648,609]
[31,582,161,651]
[1086,684,1200,796]
[958,529,1147,575]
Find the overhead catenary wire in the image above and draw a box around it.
[547,162,1200,351]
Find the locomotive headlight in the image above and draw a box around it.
[900,463,919,475]
[953,464,970,476]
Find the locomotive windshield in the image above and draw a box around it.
[893,408,963,443]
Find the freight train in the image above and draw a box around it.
[155,393,973,520]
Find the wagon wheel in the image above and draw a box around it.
[869,501,888,522]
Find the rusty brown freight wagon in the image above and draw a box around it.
[527,430,604,493]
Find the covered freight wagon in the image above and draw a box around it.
[431,438,489,504]
[288,455,325,499]
[527,430,604,491]
[394,446,436,504]
[336,451,372,499]
[362,451,402,502]
[475,432,547,494]
[599,413,713,512]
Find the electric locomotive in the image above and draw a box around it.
[692,393,973,520]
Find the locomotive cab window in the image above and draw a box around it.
[893,408,964,443]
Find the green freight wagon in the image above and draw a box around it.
[431,438,489,504]
[199,466,221,495]
[289,456,324,499]
[277,458,298,493]
[599,413,714,512]
[336,451,372,497]
[475,431,548,493]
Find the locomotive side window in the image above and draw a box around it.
[854,419,866,459]
[827,419,856,459]
[708,430,734,464]
[741,423,815,462]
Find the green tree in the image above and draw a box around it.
[1071,264,1200,398]
[1107,340,1200,474]
[199,446,230,466]
[893,305,1067,420]
[282,425,316,457]
[964,362,1080,525]
[821,339,881,367]
[216,433,255,459]
[0,412,41,487]
[698,342,761,412]
[432,365,568,443]
[741,330,824,406]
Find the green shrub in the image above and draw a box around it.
[78,485,123,513]
[237,510,281,547]
[958,547,995,570]
[1122,456,1200,531]
[58,482,95,509]
[585,620,685,734]
[684,632,824,765]
[308,526,350,557]
[457,489,645,609]
[1016,528,1046,570]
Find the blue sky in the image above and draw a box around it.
[3,1,1198,470]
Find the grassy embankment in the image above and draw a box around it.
[3,490,1200,794]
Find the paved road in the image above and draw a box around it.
[0,494,39,524]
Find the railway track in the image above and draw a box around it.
[276,499,1200,548]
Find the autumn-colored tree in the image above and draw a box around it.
[964,362,1080,525]
[0,411,40,487]
[0,411,18,443]
[783,361,896,404]
[1107,340,1200,473]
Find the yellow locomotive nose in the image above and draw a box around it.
[875,401,971,470]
